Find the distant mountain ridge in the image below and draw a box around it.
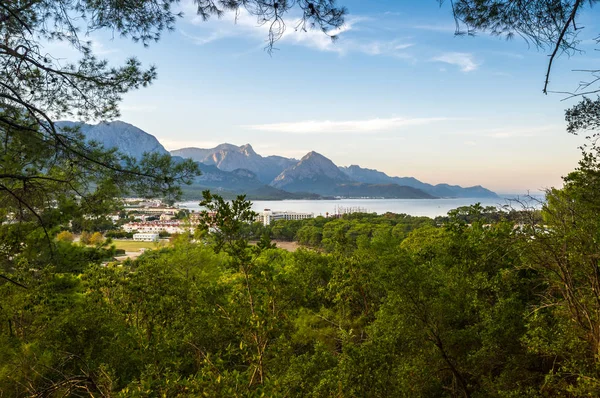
[169,158,313,200]
[174,144,498,198]
[172,145,442,198]
[340,165,498,198]
[56,120,498,199]
[56,120,169,160]
[171,144,297,183]
[331,183,437,199]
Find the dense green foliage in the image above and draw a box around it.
[265,205,538,251]
[272,212,435,251]
[3,1,600,396]
[2,160,600,396]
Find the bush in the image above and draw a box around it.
[56,231,74,243]
[80,231,92,245]
[106,230,134,239]
[90,232,105,246]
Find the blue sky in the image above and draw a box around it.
[68,0,599,193]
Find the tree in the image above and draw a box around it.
[446,1,594,91]
[197,190,257,255]
[89,232,105,246]
[443,5,600,389]
[174,209,190,220]
[445,0,600,137]
[197,191,296,389]
[80,231,92,245]
[296,225,323,246]
[519,151,600,394]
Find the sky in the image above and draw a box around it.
[64,0,600,194]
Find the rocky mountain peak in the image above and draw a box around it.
[293,151,346,178]
[240,144,256,156]
[55,120,168,160]
[301,151,321,160]
[271,151,352,192]
[171,143,296,184]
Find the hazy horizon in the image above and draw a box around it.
[164,139,553,195]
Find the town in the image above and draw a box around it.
[115,198,315,242]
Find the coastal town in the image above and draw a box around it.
[110,198,316,242]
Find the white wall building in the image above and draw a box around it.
[127,207,178,215]
[123,221,193,234]
[257,209,314,226]
[133,233,159,242]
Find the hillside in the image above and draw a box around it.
[340,165,498,198]
[331,183,436,199]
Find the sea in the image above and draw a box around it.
[178,194,544,219]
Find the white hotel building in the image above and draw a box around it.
[123,221,192,234]
[133,233,160,242]
[257,209,314,226]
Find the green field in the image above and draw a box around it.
[112,240,168,252]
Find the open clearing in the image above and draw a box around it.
[112,239,299,253]
[111,240,169,252]
[272,240,301,252]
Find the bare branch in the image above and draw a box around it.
[543,0,583,94]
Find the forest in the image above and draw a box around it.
[3,152,600,397]
[3,0,600,396]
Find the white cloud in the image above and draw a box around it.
[180,7,414,59]
[89,40,119,56]
[280,18,354,54]
[356,40,415,56]
[433,52,479,72]
[179,29,226,45]
[185,7,350,52]
[289,21,414,58]
[244,117,452,134]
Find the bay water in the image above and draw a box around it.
[179,195,543,219]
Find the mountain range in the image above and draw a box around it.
[339,165,496,198]
[57,120,499,200]
[171,142,497,198]
[172,144,296,183]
